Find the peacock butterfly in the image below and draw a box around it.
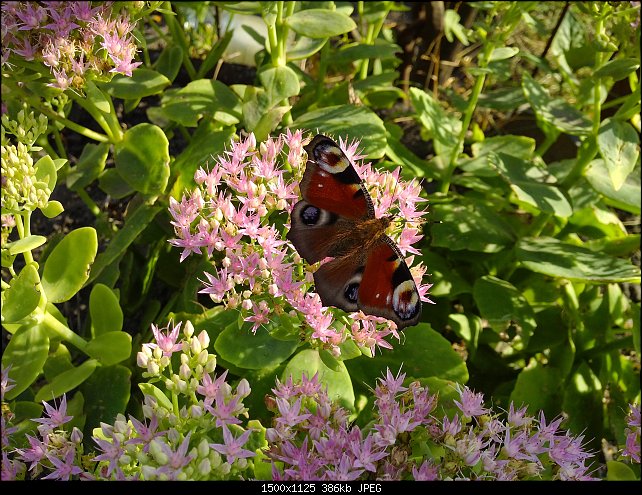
[287,134,422,329]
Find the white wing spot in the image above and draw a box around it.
[375,293,380,299]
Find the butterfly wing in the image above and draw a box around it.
[299,134,374,220]
[357,237,422,329]
[287,135,374,264]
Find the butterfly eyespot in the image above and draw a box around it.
[300,205,321,225]
[393,281,420,320]
[344,282,359,303]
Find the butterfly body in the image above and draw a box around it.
[287,135,422,329]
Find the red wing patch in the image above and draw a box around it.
[300,166,369,219]
[358,241,421,329]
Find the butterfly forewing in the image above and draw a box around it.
[299,135,374,220]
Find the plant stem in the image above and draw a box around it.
[77,188,101,217]
[440,46,491,194]
[41,311,89,353]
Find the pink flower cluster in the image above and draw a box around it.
[265,369,599,481]
[1,1,142,90]
[622,402,640,464]
[169,131,432,356]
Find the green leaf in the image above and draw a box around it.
[89,284,123,337]
[253,105,291,142]
[522,73,592,136]
[259,65,300,104]
[155,45,183,82]
[293,104,387,158]
[43,343,73,381]
[448,314,481,359]
[443,9,469,45]
[585,160,640,214]
[139,383,173,410]
[286,36,327,61]
[473,276,536,347]
[87,205,162,285]
[215,322,298,370]
[430,199,516,252]
[409,87,462,158]
[85,331,132,366]
[41,227,98,303]
[286,9,356,38]
[66,142,110,191]
[1,264,41,323]
[2,325,49,400]
[171,124,235,196]
[283,349,355,410]
[597,119,640,191]
[334,40,401,64]
[160,79,241,127]
[34,359,99,402]
[421,251,471,297]
[7,235,46,255]
[100,69,171,99]
[510,359,563,417]
[114,124,170,195]
[492,153,572,217]
[98,168,135,199]
[594,58,640,81]
[34,155,57,193]
[346,323,469,388]
[606,461,637,481]
[40,200,64,218]
[562,362,603,441]
[477,87,527,111]
[84,80,111,113]
[489,47,519,61]
[516,236,641,283]
[81,365,131,434]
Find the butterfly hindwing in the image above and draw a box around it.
[357,238,421,329]
[287,200,357,264]
[299,135,374,220]
[313,254,365,314]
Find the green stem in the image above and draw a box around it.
[30,101,110,143]
[14,214,35,266]
[69,93,116,142]
[77,188,101,217]
[52,129,66,159]
[535,130,559,158]
[440,47,492,194]
[41,311,90,353]
[164,2,197,80]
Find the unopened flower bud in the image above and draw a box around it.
[198,350,209,366]
[242,299,252,311]
[179,363,191,380]
[137,351,149,367]
[198,330,210,349]
[71,427,83,444]
[198,458,211,476]
[191,336,202,355]
[183,320,195,338]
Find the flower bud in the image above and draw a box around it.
[242,299,252,311]
[149,439,168,464]
[197,350,209,366]
[236,379,251,398]
[190,405,203,418]
[179,363,191,380]
[198,458,212,476]
[71,427,83,444]
[198,330,210,349]
[184,320,195,338]
[191,336,202,355]
[137,351,149,367]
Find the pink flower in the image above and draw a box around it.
[146,321,183,356]
[209,424,255,463]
